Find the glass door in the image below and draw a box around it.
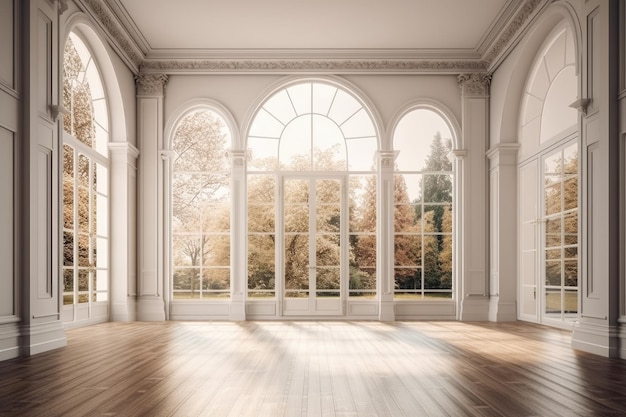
[282,176,344,316]
[542,143,579,325]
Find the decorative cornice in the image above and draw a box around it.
[77,0,144,72]
[458,73,492,96]
[135,73,168,96]
[140,59,489,75]
[483,0,547,69]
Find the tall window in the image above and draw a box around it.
[247,81,378,306]
[393,109,454,299]
[171,109,231,299]
[518,22,579,326]
[62,32,109,312]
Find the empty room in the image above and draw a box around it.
[1,0,626,415]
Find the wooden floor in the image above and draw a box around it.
[1,321,626,417]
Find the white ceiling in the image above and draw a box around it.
[114,0,513,59]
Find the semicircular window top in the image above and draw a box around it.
[520,24,578,156]
[248,81,378,172]
[171,108,232,300]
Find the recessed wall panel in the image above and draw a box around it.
[37,12,51,119]
[0,127,13,316]
[0,0,14,90]
[37,137,52,299]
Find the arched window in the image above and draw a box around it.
[518,22,579,327]
[247,80,378,316]
[171,109,232,299]
[392,108,454,300]
[62,31,109,319]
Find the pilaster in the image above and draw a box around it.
[457,73,491,321]
[487,143,520,321]
[136,73,168,321]
[377,150,397,321]
[108,142,139,322]
[229,150,247,321]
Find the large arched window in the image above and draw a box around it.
[247,80,378,316]
[392,108,454,300]
[518,22,579,328]
[62,31,109,320]
[170,109,232,299]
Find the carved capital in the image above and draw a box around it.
[375,150,398,169]
[228,150,248,167]
[135,73,168,96]
[458,73,491,96]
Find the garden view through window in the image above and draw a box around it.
[169,81,455,309]
[62,32,109,311]
[393,109,454,299]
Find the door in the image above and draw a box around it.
[541,143,579,325]
[282,176,345,316]
[518,140,579,327]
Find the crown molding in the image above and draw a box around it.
[75,0,145,73]
[483,0,551,71]
[140,58,489,75]
[78,0,549,76]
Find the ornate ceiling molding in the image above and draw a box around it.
[76,0,144,72]
[79,0,549,76]
[140,59,489,75]
[483,0,548,69]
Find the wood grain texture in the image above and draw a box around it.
[1,321,625,416]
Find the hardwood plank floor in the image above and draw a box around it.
[1,321,626,416]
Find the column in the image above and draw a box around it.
[108,142,139,321]
[457,73,490,321]
[136,73,168,321]
[487,143,520,321]
[229,150,247,320]
[572,0,620,357]
[377,150,397,321]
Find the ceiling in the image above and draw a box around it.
[110,0,514,59]
[86,0,543,73]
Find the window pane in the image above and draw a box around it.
[394,234,422,267]
[285,234,309,290]
[248,235,275,295]
[202,268,230,294]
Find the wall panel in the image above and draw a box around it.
[0,127,14,317]
[0,0,14,91]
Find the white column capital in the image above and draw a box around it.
[458,73,491,97]
[108,142,140,159]
[135,73,169,96]
[486,143,520,168]
[375,150,399,169]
